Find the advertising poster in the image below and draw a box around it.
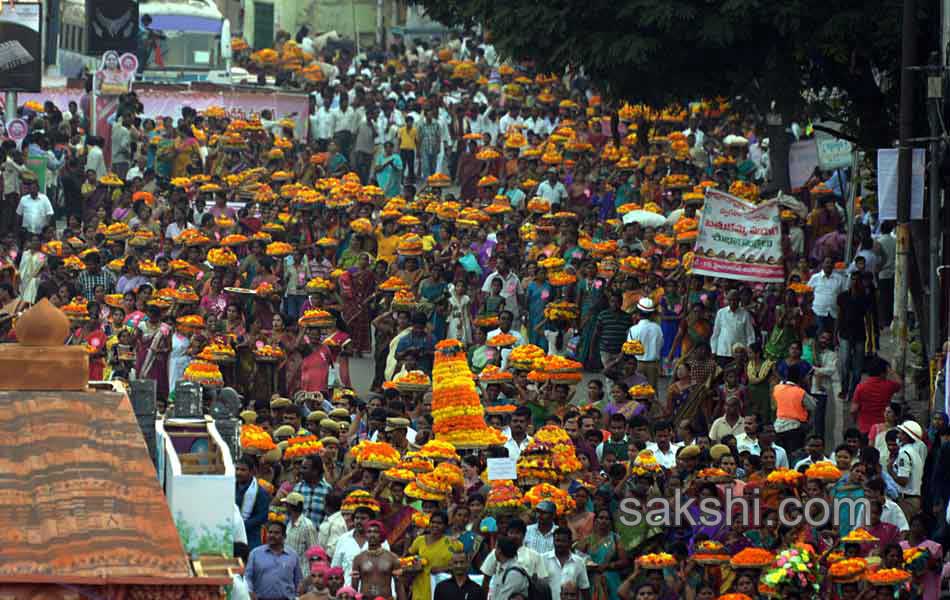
[0,1,41,92]
[86,0,139,54]
[691,188,785,283]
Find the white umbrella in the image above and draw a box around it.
[622,210,667,228]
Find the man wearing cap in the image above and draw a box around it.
[625,297,664,391]
[524,500,557,554]
[383,417,412,452]
[283,492,318,573]
[273,425,296,444]
[270,396,293,422]
[890,420,924,517]
[710,289,756,367]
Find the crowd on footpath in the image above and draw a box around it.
[2,27,950,600]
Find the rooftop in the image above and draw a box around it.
[0,388,195,582]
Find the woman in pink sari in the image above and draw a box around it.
[899,513,944,600]
[136,305,172,399]
[299,312,352,396]
[199,275,228,319]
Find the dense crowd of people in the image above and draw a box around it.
[2,29,949,600]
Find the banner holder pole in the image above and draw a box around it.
[90,71,97,137]
[844,150,860,263]
[4,91,16,128]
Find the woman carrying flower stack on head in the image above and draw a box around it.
[338,252,376,356]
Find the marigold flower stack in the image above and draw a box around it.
[432,339,506,448]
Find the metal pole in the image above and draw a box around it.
[928,63,943,358]
[894,0,916,383]
[844,150,860,262]
[943,0,950,68]
[4,91,16,126]
[90,72,98,137]
[376,0,384,47]
[352,0,360,55]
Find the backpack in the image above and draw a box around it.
[502,565,552,600]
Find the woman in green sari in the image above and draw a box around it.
[338,234,371,270]
[763,304,798,361]
[576,260,605,370]
[418,263,450,341]
[578,508,628,600]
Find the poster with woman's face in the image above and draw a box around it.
[97,50,135,96]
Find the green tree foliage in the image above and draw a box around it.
[412,0,931,149]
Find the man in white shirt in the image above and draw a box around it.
[499,106,524,136]
[536,168,568,209]
[481,518,548,596]
[504,407,533,462]
[644,421,682,469]
[331,95,357,158]
[860,477,909,532]
[84,137,107,179]
[709,290,756,364]
[310,96,335,150]
[735,417,789,468]
[523,501,556,554]
[793,435,831,470]
[482,255,521,317]
[890,421,924,518]
[331,506,391,586]
[626,297,664,390]
[16,176,53,239]
[807,256,847,332]
[708,396,745,442]
[543,528,590,600]
[487,310,525,371]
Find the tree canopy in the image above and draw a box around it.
[412,0,930,149]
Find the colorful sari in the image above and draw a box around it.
[584,532,622,600]
[576,277,605,370]
[339,268,375,353]
[680,316,712,356]
[382,503,416,551]
[527,280,554,350]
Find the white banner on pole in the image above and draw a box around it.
[788,139,819,189]
[691,189,785,283]
[876,148,924,220]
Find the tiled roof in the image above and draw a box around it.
[0,390,194,579]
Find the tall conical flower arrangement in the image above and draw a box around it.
[432,339,506,448]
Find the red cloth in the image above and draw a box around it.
[852,376,901,434]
